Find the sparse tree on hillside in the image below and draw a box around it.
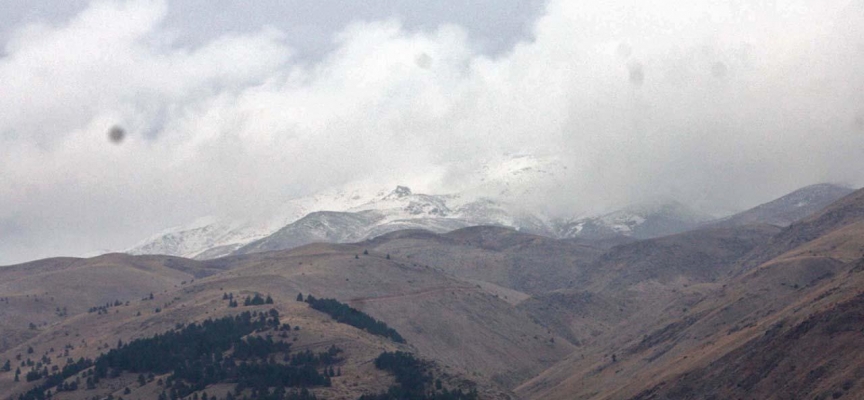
[296,293,303,302]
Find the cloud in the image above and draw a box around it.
[2,0,864,264]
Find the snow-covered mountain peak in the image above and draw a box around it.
[384,185,413,199]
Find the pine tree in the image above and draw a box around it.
[296,293,304,302]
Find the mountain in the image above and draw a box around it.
[232,187,554,257]
[126,218,270,259]
[710,183,854,228]
[555,199,713,240]
[515,187,864,400]
[126,185,389,259]
[127,154,569,259]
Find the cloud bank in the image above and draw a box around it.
[2,0,864,264]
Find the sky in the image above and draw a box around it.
[1,0,863,265]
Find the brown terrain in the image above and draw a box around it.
[516,188,864,400]
[1,185,863,399]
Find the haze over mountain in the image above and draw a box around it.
[128,181,851,262]
[709,183,855,229]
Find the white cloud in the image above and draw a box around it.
[2,0,864,264]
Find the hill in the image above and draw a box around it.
[515,187,864,400]
[709,183,853,228]
[0,242,575,399]
[362,226,606,295]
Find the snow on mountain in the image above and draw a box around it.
[555,199,713,240]
[232,185,557,256]
[126,217,269,259]
[135,153,827,258]
[127,154,569,258]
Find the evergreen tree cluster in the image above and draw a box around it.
[304,296,405,343]
[17,310,340,400]
[17,357,93,400]
[359,352,478,400]
[244,293,275,306]
[88,299,127,314]
[224,292,239,308]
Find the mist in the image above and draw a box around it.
[2,0,863,265]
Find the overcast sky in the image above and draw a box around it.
[2,0,863,265]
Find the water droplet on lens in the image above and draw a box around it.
[711,61,728,78]
[108,126,126,144]
[415,53,432,69]
[616,43,633,59]
[628,62,645,86]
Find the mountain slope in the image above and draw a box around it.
[0,254,224,353]
[515,187,864,400]
[217,243,576,389]
[710,183,853,228]
[740,186,864,269]
[0,240,578,399]
[583,224,782,289]
[364,226,606,295]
